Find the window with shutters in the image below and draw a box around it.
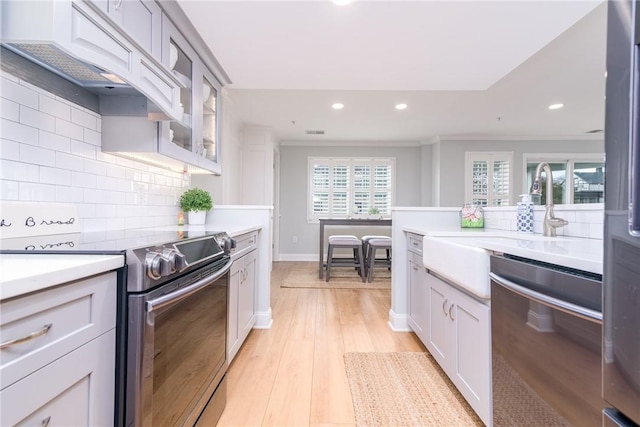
[308,157,395,220]
[523,153,604,204]
[465,152,513,207]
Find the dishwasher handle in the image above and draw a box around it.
[489,272,602,324]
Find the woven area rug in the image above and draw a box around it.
[281,267,390,290]
[344,352,483,427]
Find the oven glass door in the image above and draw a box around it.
[491,279,604,427]
[129,261,229,427]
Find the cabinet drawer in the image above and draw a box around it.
[408,250,424,268]
[1,272,117,389]
[1,329,115,426]
[231,231,258,260]
[407,233,423,255]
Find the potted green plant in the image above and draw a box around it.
[179,188,213,225]
[368,206,380,218]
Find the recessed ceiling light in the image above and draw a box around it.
[332,103,344,110]
[332,0,353,5]
[548,103,564,110]
[395,103,408,110]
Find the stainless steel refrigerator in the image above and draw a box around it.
[603,1,640,426]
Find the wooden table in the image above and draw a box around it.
[318,218,392,278]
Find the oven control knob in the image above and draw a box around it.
[174,251,187,272]
[162,248,186,274]
[145,251,165,280]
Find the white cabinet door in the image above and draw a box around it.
[238,250,257,340]
[426,273,452,369]
[425,272,491,426]
[227,259,242,361]
[117,0,162,59]
[450,286,491,425]
[408,251,428,342]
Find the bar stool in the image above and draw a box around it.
[365,237,392,282]
[326,235,365,282]
[361,235,390,271]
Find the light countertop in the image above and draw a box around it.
[0,254,124,301]
[404,226,602,275]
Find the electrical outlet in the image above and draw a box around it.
[292,236,298,243]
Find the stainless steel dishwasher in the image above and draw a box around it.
[490,254,605,427]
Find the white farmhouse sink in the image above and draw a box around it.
[423,236,491,299]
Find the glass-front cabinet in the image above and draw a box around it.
[159,14,222,174]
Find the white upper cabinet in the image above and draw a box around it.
[86,0,162,60]
[159,13,222,174]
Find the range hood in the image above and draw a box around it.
[0,0,182,120]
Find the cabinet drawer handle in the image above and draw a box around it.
[442,299,448,315]
[0,323,52,349]
[412,241,419,246]
[42,416,51,427]
[449,304,455,321]
[115,0,123,10]
[412,265,419,271]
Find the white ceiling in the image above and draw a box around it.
[177,0,607,143]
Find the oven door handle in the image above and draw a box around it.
[489,272,602,324]
[146,259,232,313]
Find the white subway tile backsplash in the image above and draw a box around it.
[71,171,98,189]
[39,130,71,153]
[55,185,84,203]
[0,139,20,160]
[0,180,20,200]
[1,71,189,232]
[40,166,72,186]
[55,118,84,140]
[1,159,39,182]
[19,182,56,201]
[1,118,39,145]
[1,77,38,108]
[71,107,97,130]
[106,163,127,179]
[1,97,20,121]
[83,158,107,176]
[70,139,97,159]
[20,106,55,132]
[56,152,85,172]
[106,217,126,229]
[19,144,56,167]
[39,95,71,121]
[84,128,101,146]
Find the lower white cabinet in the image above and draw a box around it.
[0,272,118,426]
[228,232,258,363]
[408,250,429,343]
[425,272,492,426]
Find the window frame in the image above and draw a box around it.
[464,151,513,207]
[307,157,396,222]
[522,153,605,204]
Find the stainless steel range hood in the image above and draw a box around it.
[1,0,182,120]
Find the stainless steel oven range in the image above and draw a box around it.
[124,232,234,427]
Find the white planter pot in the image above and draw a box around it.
[188,210,207,225]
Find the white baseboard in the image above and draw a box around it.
[254,308,273,329]
[388,309,411,331]
[278,253,318,261]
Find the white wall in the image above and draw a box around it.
[0,71,189,231]
[278,143,422,259]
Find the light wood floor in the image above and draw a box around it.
[217,261,426,427]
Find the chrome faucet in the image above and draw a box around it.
[531,162,569,237]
